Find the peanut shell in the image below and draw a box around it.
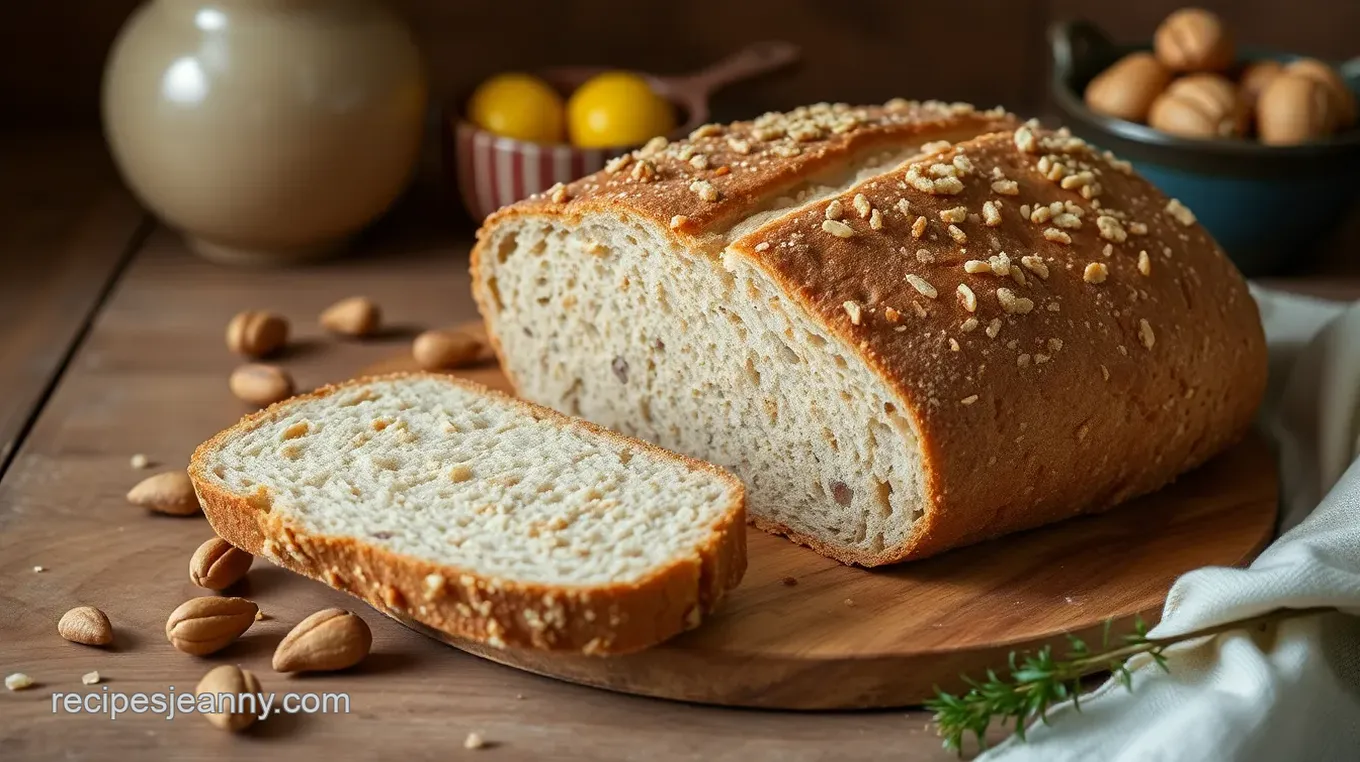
[58,606,114,646]
[225,310,288,358]
[196,665,262,732]
[273,608,372,673]
[229,364,294,407]
[412,329,484,371]
[1154,8,1234,72]
[165,596,258,655]
[127,471,201,516]
[320,296,381,337]
[189,537,253,591]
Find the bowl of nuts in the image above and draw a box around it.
[1049,8,1360,275]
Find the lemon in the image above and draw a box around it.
[567,71,676,148]
[468,73,565,143]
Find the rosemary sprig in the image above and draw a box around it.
[927,606,1333,755]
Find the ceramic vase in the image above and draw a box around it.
[103,0,428,265]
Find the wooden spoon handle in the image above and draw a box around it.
[666,41,801,101]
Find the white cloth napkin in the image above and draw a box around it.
[983,288,1360,762]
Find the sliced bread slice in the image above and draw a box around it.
[189,373,746,654]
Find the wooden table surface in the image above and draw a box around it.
[0,131,148,471]
[0,131,1356,761]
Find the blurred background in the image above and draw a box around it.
[1,0,1357,276]
[6,0,1357,125]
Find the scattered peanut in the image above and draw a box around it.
[225,310,289,358]
[127,471,200,516]
[229,364,294,407]
[81,671,102,685]
[5,673,34,691]
[189,537,254,591]
[273,608,372,673]
[451,320,494,363]
[412,329,483,371]
[320,296,381,337]
[58,606,114,646]
[165,596,258,655]
[196,665,262,732]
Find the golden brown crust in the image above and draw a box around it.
[188,373,747,655]
[472,106,1267,568]
[729,125,1266,564]
[478,100,1019,241]
[471,101,1018,401]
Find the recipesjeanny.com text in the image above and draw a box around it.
[51,686,350,721]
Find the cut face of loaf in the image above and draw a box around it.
[472,102,1268,566]
[482,218,927,558]
[189,374,746,654]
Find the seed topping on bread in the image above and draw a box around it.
[720,119,1228,407]
[513,100,1016,236]
[473,103,1262,566]
[1165,198,1197,226]
[905,274,938,298]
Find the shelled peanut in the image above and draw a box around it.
[1083,7,1355,145]
[226,310,289,357]
[229,363,294,406]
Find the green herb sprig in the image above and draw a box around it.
[927,607,1332,755]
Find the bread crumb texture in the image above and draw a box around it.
[193,375,746,653]
[198,376,738,586]
[474,106,1266,566]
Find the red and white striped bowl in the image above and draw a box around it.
[447,45,801,221]
[451,120,626,221]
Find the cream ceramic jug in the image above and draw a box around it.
[103,0,428,265]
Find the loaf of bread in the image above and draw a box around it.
[471,100,1268,566]
[189,374,746,653]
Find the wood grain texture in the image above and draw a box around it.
[0,131,148,473]
[0,226,997,761]
[358,359,1277,709]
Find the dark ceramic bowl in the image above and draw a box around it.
[1049,20,1360,276]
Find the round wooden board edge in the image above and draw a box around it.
[357,352,1279,710]
[402,611,1164,710]
[393,466,1275,712]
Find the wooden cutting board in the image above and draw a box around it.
[360,352,1278,710]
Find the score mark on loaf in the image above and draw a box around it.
[472,100,1267,567]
